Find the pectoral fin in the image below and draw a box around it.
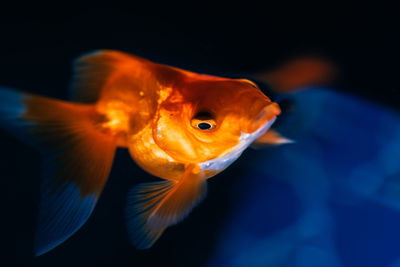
[252,129,294,148]
[126,165,207,249]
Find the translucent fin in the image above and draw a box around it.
[0,88,116,255]
[255,56,337,93]
[126,166,207,249]
[252,129,294,148]
[70,50,149,103]
[126,181,172,249]
[35,184,97,256]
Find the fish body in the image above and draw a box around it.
[0,50,282,255]
[91,52,280,178]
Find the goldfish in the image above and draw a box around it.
[0,50,292,256]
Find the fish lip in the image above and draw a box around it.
[248,102,281,132]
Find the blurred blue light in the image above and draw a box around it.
[207,88,400,267]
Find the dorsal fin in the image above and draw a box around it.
[69,50,150,103]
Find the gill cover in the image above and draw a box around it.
[153,78,273,162]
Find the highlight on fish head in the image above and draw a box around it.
[153,76,281,172]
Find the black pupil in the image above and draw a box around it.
[198,122,211,130]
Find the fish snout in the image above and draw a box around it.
[247,102,281,133]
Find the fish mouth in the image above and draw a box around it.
[247,102,281,133]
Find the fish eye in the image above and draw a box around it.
[197,122,213,130]
[191,111,216,131]
[192,120,216,130]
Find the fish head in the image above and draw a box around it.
[153,77,281,166]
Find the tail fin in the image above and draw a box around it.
[255,56,338,93]
[0,88,116,255]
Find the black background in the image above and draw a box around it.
[0,6,398,267]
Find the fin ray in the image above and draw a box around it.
[126,166,207,249]
[0,88,116,255]
[69,50,149,103]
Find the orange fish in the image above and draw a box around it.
[0,50,290,255]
